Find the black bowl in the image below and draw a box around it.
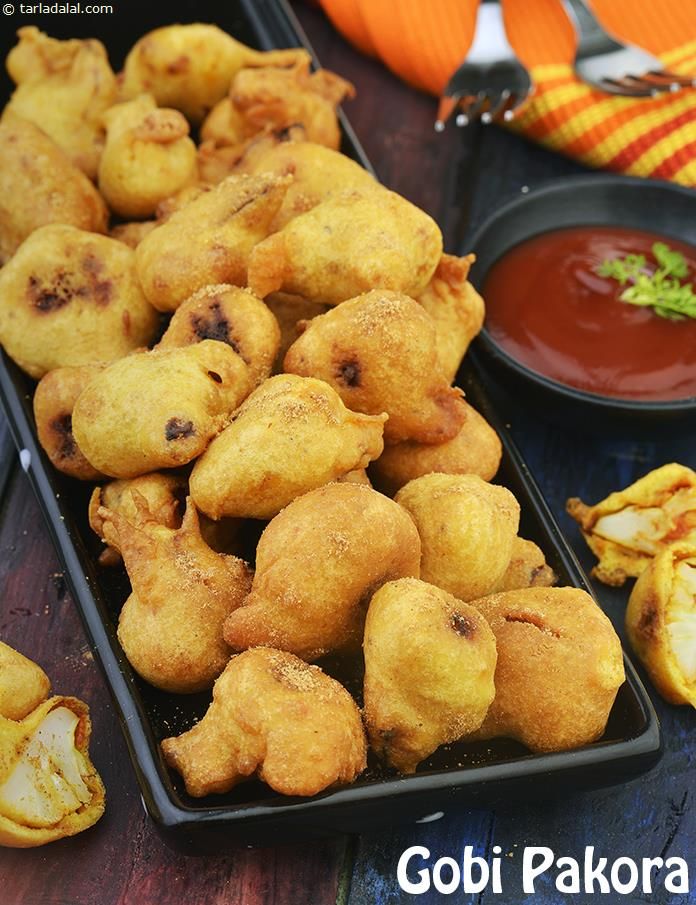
[467,175,696,425]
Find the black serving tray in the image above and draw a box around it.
[0,0,661,853]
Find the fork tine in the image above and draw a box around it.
[456,92,487,127]
[435,95,459,131]
[503,92,526,121]
[481,89,511,124]
[645,70,696,88]
[600,77,657,97]
[619,75,675,95]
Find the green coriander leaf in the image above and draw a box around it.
[652,241,688,279]
[596,241,696,321]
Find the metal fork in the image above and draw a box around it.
[435,0,532,130]
[565,0,696,97]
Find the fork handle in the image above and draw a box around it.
[563,0,613,52]
[468,0,516,63]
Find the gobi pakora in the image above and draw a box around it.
[363,579,497,773]
[161,648,366,796]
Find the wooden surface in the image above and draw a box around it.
[1,3,695,904]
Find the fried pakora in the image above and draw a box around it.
[247,187,442,305]
[100,498,252,693]
[363,578,497,773]
[223,483,421,660]
[161,648,366,796]
[265,291,329,373]
[197,124,306,184]
[491,537,556,593]
[227,59,354,150]
[98,94,198,219]
[369,402,502,495]
[109,220,157,249]
[88,471,185,565]
[72,341,253,478]
[198,97,255,149]
[626,542,696,708]
[567,463,696,586]
[135,172,290,312]
[0,114,108,264]
[0,642,50,722]
[0,224,158,379]
[416,254,485,382]
[119,23,310,123]
[190,374,387,519]
[0,696,105,847]
[337,468,371,486]
[285,290,466,444]
[4,26,117,178]
[468,587,625,752]
[157,284,281,387]
[33,364,105,481]
[241,138,376,231]
[395,474,520,601]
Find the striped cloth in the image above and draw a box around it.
[318,0,696,185]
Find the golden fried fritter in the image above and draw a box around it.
[6,26,81,81]
[285,290,466,444]
[88,471,185,565]
[567,463,696,586]
[337,468,372,486]
[99,498,252,693]
[135,172,291,312]
[0,696,105,848]
[34,365,105,481]
[197,140,249,185]
[395,474,520,601]
[468,587,625,752]
[0,224,158,379]
[72,341,253,478]
[91,473,241,564]
[108,220,157,248]
[154,183,212,221]
[197,124,307,184]
[626,542,696,708]
[492,537,556,593]
[98,94,198,219]
[4,27,117,179]
[157,284,280,387]
[228,59,354,150]
[119,23,310,123]
[369,402,501,495]
[363,578,497,773]
[416,254,485,382]
[199,96,255,148]
[265,291,330,373]
[223,483,421,660]
[0,642,50,722]
[161,648,366,796]
[242,139,376,231]
[0,114,108,264]
[190,374,387,519]
[248,186,442,304]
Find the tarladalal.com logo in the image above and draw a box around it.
[4,3,114,14]
[396,845,690,896]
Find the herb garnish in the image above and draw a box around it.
[596,241,696,320]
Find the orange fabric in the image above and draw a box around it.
[318,0,696,186]
[320,0,377,57]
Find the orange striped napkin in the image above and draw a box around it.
[318,0,696,185]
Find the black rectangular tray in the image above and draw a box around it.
[0,0,660,854]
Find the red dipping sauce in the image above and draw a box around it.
[483,226,696,401]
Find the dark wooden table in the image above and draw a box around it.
[1,4,695,903]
